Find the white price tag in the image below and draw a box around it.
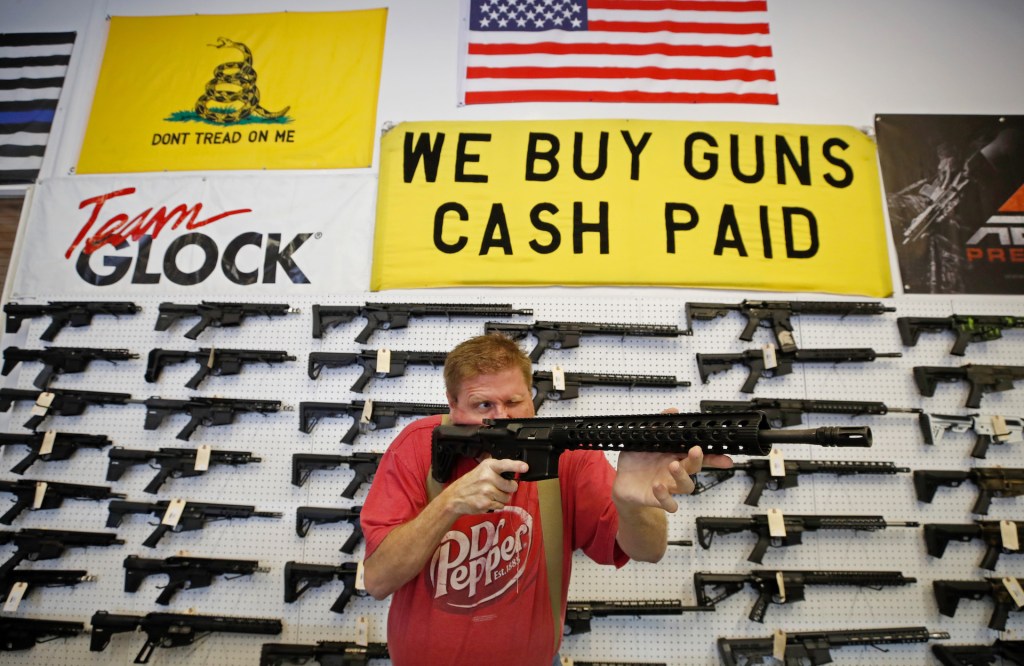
[3,581,28,612]
[356,615,369,647]
[31,392,54,417]
[992,415,1010,440]
[32,481,47,509]
[777,330,796,350]
[1002,520,1020,551]
[761,344,778,370]
[772,629,787,661]
[775,571,787,602]
[162,499,186,527]
[552,365,566,392]
[767,508,787,538]
[355,560,366,591]
[194,445,211,471]
[769,448,786,477]
[360,399,374,425]
[561,659,574,666]
[1003,577,1024,609]
[376,349,391,374]
[39,431,56,456]
[206,347,216,368]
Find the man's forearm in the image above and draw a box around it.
[613,504,668,563]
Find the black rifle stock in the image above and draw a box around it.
[932,640,1024,666]
[934,578,1024,631]
[307,349,447,392]
[2,346,138,388]
[701,397,920,428]
[920,412,1023,458]
[291,453,382,498]
[531,370,689,411]
[284,561,365,614]
[0,479,125,524]
[718,626,949,666]
[914,364,1024,409]
[914,468,1024,514]
[431,411,871,484]
[0,387,132,430]
[260,641,390,666]
[685,299,895,352]
[697,347,901,393]
[155,301,296,339]
[0,431,111,475]
[564,599,707,635]
[696,514,919,564]
[3,300,140,341]
[899,314,1024,356]
[311,302,532,343]
[105,499,281,548]
[924,521,1024,570]
[106,446,262,493]
[0,616,86,651]
[145,348,295,389]
[484,320,680,362]
[139,395,283,440]
[296,506,363,553]
[123,554,268,605]
[0,528,124,579]
[298,399,448,444]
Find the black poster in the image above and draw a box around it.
[875,114,1024,294]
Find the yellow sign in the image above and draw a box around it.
[77,10,386,173]
[372,120,893,296]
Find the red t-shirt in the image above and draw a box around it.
[361,415,628,666]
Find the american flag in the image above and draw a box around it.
[0,32,76,185]
[461,0,777,105]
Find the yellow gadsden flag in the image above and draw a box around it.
[77,11,386,173]
[372,120,894,296]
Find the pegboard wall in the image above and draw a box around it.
[1,289,1023,665]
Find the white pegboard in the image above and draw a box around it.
[0,291,1022,665]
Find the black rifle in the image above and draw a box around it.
[899,314,1024,356]
[145,347,296,389]
[684,299,895,352]
[564,599,708,635]
[106,499,282,548]
[920,412,1023,458]
[298,399,448,444]
[284,561,365,614]
[155,301,296,339]
[307,349,448,392]
[484,320,680,362]
[292,453,382,499]
[934,578,1024,631]
[2,346,139,388]
[694,569,916,622]
[697,347,902,393]
[0,616,86,651]
[718,626,949,666]
[0,387,132,430]
[0,431,111,474]
[261,641,390,666]
[0,478,125,524]
[531,370,689,412]
[311,302,532,343]
[0,568,95,602]
[914,364,1024,409]
[693,458,910,506]
[925,520,1024,570]
[0,527,124,578]
[701,397,920,428]
[3,300,140,342]
[696,514,919,564]
[139,395,284,440]
[431,411,871,484]
[89,610,282,663]
[914,468,1024,515]
[123,554,269,605]
[932,640,1024,666]
[106,446,262,494]
[296,506,363,553]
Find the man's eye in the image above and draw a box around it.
[477,402,493,410]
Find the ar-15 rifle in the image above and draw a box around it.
[701,397,920,428]
[564,599,708,635]
[934,578,1024,631]
[0,616,86,651]
[925,520,1024,570]
[3,300,140,342]
[899,314,1024,356]
[694,569,917,622]
[0,478,125,524]
[484,320,680,362]
[139,395,285,441]
[106,446,262,494]
[284,561,365,614]
[431,411,871,484]
[123,554,269,605]
[155,301,297,340]
[0,387,132,430]
[298,399,448,445]
[89,610,282,664]
[0,568,95,603]
[307,349,447,392]
[914,468,1024,515]
[684,299,895,352]
[697,347,902,393]
[718,626,949,666]
[531,370,689,412]
[696,514,919,564]
[145,347,296,389]
[296,506,363,553]
[106,499,281,548]
[693,458,910,506]
[0,431,111,475]
[260,641,390,666]
[932,639,1024,666]
[2,346,138,388]
[311,302,532,343]
[919,413,1023,458]
[291,453,382,499]
[0,527,124,578]
[914,364,1024,409]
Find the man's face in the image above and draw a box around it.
[447,366,535,425]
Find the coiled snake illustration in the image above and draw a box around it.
[194,37,289,124]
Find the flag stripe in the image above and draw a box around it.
[0,32,76,47]
[0,55,71,68]
[0,143,45,157]
[469,41,772,57]
[467,65,775,81]
[0,169,42,183]
[0,77,67,91]
[589,0,767,10]
[588,19,768,33]
[0,121,52,135]
[465,89,777,104]
[0,99,59,112]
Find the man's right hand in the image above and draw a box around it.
[444,457,528,515]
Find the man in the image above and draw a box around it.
[361,334,730,666]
